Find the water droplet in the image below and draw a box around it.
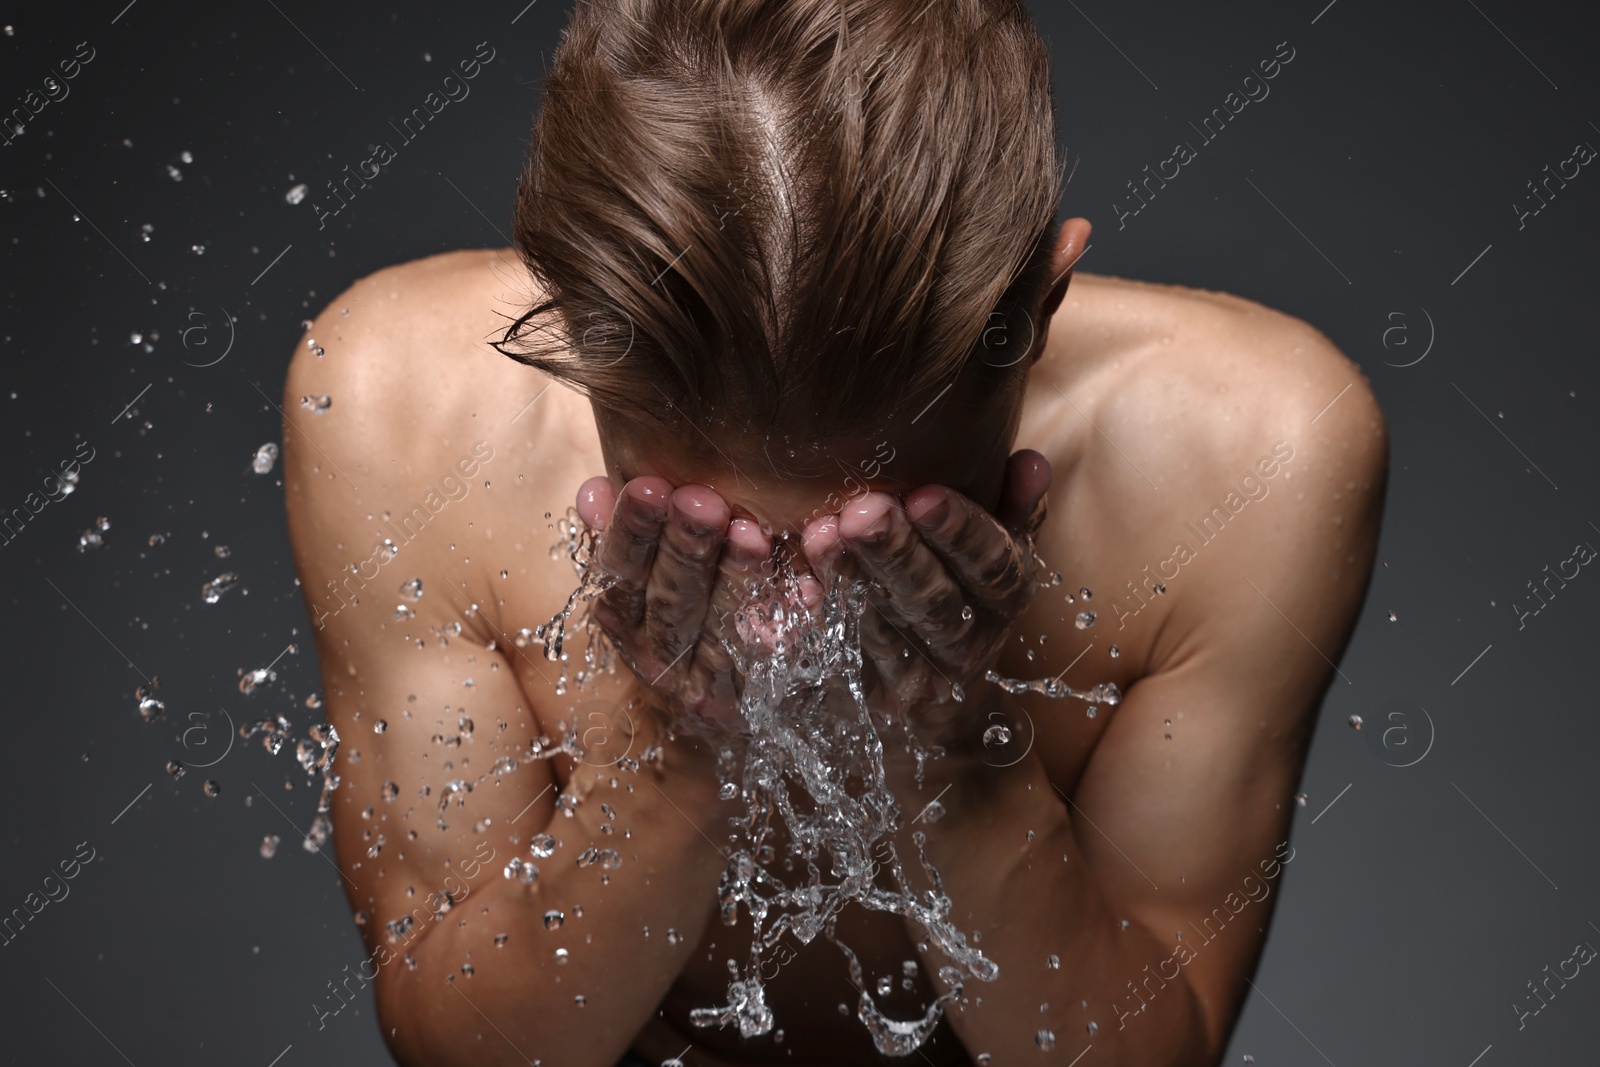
[259,833,280,858]
[1348,714,1363,730]
[1387,609,1397,622]
[543,910,564,930]
[665,928,683,945]
[503,858,538,884]
[950,682,965,703]
[299,394,331,414]
[960,605,974,621]
[380,780,398,801]
[203,779,221,798]
[394,604,415,620]
[1036,1028,1056,1051]
[237,665,277,695]
[374,719,388,734]
[1086,1020,1099,1036]
[982,724,1012,748]
[165,759,185,778]
[1243,1056,1255,1065]
[285,183,308,205]
[529,834,558,858]
[77,517,110,551]
[1109,644,1120,659]
[399,577,423,601]
[166,164,183,181]
[201,572,240,604]
[251,442,279,475]
[1086,705,1099,719]
[139,222,154,242]
[1046,954,1060,970]
[1154,582,1167,595]
[1074,610,1097,630]
[718,781,739,801]
[573,994,587,1007]
[920,800,946,823]
[1295,793,1308,807]
[180,150,193,164]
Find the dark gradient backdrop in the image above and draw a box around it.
[2,1,1597,1064]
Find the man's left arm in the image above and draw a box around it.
[915,379,1388,1065]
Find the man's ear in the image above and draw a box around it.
[1040,217,1092,322]
[1030,217,1092,367]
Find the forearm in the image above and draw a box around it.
[379,751,731,1067]
[899,723,1212,1065]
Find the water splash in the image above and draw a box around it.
[983,670,1121,707]
[524,510,1120,1055]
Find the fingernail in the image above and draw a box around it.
[911,497,951,530]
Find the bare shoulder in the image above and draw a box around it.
[282,247,529,474]
[1029,273,1388,668]
[280,247,546,611]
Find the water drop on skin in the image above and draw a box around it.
[374,720,387,734]
[1046,954,1060,970]
[1074,610,1097,630]
[554,947,569,964]
[1086,1021,1099,1036]
[543,910,564,930]
[1036,1029,1056,1051]
[982,724,1012,748]
[1079,587,1092,601]
[1109,645,1120,659]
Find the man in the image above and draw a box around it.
[283,0,1386,1064]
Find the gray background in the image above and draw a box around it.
[1,0,1596,1063]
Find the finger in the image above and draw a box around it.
[689,519,770,719]
[993,449,1051,538]
[595,476,674,625]
[904,486,1033,620]
[837,492,974,657]
[800,514,843,589]
[576,475,617,531]
[641,485,730,661]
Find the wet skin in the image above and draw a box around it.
[284,224,1386,1067]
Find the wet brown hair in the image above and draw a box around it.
[495,0,1066,441]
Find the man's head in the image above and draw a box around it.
[497,0,1086,529]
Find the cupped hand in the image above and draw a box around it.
[798,450,1051,736]
[575,476,818,732]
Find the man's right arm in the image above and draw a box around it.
[281,269,732,1066]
